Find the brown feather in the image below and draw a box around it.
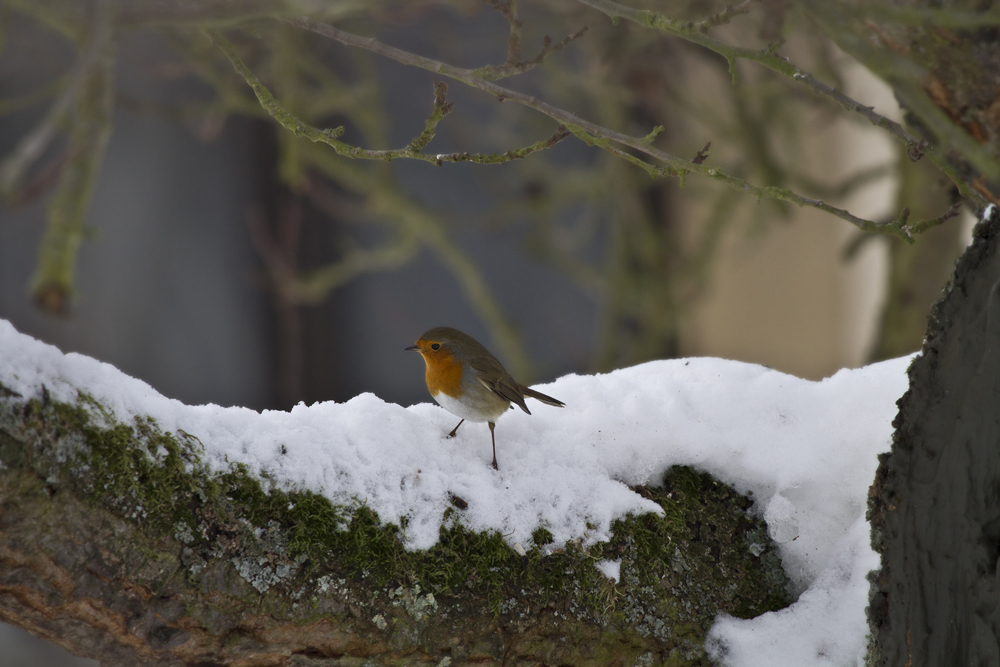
[519,384,565,407]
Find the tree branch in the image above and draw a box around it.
[0,366,790,666]
[476,0,589,81]
[206,29,571,166]
[288,16,950,242]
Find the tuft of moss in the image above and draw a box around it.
[531,526,554,546]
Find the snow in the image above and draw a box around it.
[595,558,622,583]
[0,318,912,666]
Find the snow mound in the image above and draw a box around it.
[0,319,911,666]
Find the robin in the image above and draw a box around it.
[406,327,565,470]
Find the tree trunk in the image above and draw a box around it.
[868,207,1000,665]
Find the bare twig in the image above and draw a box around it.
[406,81,454,153]
[288,17,948,242]
[477,0,589,81]
[907,201,962,236]
[691,142,711,165]
[206,29,571,165]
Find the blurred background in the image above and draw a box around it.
[0,0,972,664]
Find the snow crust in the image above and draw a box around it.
[0,319,911,666]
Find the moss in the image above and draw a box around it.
[531,526,554,546]
[0,386,791,663]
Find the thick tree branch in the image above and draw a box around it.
[0,379,789,667]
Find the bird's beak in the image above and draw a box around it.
[405,344,419,351]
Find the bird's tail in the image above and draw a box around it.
[519,385,565,407]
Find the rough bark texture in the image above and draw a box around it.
[0,387,790,667]
[868,207,1000,666]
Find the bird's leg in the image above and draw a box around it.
[448,419,464,438]
[488,421,498,470]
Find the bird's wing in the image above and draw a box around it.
[468,357,531,414]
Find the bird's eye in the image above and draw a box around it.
[431,343,441,351]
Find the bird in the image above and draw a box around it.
[406,327,564,470]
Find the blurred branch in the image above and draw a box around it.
[845,3,1000,29]
[0,0,114,200]
[248,200,305,406]
[572,0,992,204]
[792,162,896,201]
[117,0,300,28]
[694,0,763,32]
[207,29,571,165]
[305,146,533,380]
[289,16,952,242]
[26,0,117,314]
[0,76,65,116]
[265,212,420,307]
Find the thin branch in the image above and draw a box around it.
[406,81,454,153]
[907,201,962,236]
[206,29,570,166]
[572,0,990,206]
[289,17,947,242]
[487,0,523,67]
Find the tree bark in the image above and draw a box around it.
[0,388,789,667]
[868,207,1000,665]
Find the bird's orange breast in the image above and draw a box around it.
[421,352,465,398]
